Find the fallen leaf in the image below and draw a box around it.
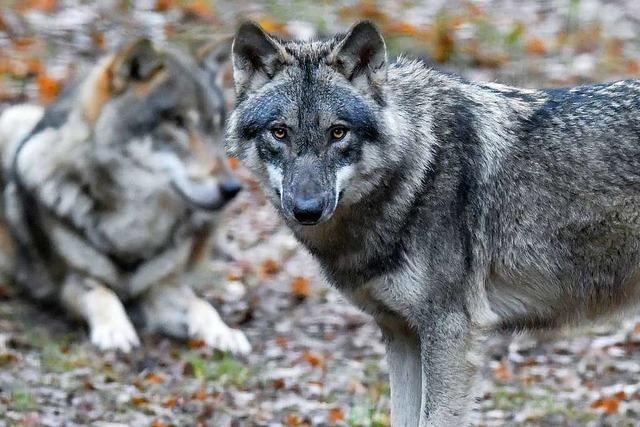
[591,397,620,414]
[37,74,61,105]
[302,350,324,368]
[145,372,163,384]
[130,396,148,406]
[290,276,310,299]
[260,259,281,278]
[493,361,512,381]
[150,421,167,427]
[328,407,344,425]
[525,37,547,55]
[187,339,205,349]
[162,396,179,408]
[284,414,304,426]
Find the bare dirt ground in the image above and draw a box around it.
[3,1,640,426]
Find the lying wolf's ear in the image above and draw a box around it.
[329,21,387,98]
[110,38,164,93]
[196,37,232,87]
[232,22,291,97]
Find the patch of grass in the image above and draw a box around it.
[184,352,249,386]
[11,389,35,412]
[40,343,88,373]
[347,399,389,427]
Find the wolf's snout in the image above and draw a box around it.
[220,179,242,201]
[293,195,326,225]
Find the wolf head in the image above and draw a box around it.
[80,37,241,210]
[226,21,393,225]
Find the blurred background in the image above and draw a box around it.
[2,1,640,426]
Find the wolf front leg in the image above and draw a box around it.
[61,274,140,352]
[382,325,422,426]
[140,281,251,355]
[417,311,478,426]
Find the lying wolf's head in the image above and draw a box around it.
[81,38,241,210]
[226,21,391,225]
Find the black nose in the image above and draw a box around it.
[220,179,242,201]
[293,196,325,225]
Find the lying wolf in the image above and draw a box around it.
[227,20,640,425]
[0,38,250,354]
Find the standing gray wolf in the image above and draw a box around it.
[0,38,250,354]
[227,20,640,425]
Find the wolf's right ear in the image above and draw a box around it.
[110,38,164,93]
[232,22,291,97]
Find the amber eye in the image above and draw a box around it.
[271,127,287,140]
[331,127,347,141]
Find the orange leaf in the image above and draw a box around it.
[492,361,512,381]
[163,396,179,408]
[145,372,163,384]
[227,157,239,170]
[260,259,281,278]
[302,350,324,368]
[591,397,619,414]
[37,74,61,105]
[151,421,167,427]
[185,0,215,20]
[257,18,286,34]
[187,339,205,349]
[291,276,310,298]
[130,396,148,406]
[328,407,344,425]
[284,414,304,426]
[155,0,175,12]
[525,37,547,55]
[276,335,288,349]
[192,386,207,401]
[26,0,57,13]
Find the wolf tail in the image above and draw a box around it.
[0,104,44,281]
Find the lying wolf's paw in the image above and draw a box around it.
[187,298,251,355]
[85,287,140,353]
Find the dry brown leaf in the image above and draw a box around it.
[591,397,620,414]
[283,414,304,426]
[492,361,512,381]
[155,0,175,12]
[302,350,324,368]
[37,74,61,105]
[187,339,205,349]
[257,18,286,34]
[525,37,547,55]
[163,396,179,408]
[228,157,240,170]
[260,259,281,278]
[328,407,345,425]
[130,396,148,406]
[291,276,310,299]
[192,386,207,401]
[145,372,163,384]
[185,0,215,20]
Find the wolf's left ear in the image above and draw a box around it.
[329,21,387,96]
[232,22,291,97]
[110,38,164,93]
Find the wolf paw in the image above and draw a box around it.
[187,298,251,355]
[85,287,140,353]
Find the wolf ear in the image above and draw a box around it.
[196,37,232,87]
[329,21,387,97]
[110,38,164,93]
[232,22,290,97]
